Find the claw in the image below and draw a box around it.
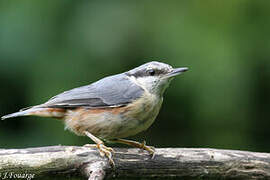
[97,143,115,167]
[140,140,156,159]
[83,143,115,167]
[83,131,116,168]
[104,146,115,154]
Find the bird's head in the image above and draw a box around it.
[126,61,188,96]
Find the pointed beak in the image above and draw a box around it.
[166,67,188,78]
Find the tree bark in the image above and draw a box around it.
[0,146,269,179]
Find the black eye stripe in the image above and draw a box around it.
[147,69,155,76]
[126,68,165,77]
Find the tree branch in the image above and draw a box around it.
[0,146,269,179]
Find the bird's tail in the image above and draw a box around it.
[1,107,66,120]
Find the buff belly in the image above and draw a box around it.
[64,93,163,140]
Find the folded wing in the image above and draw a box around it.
[41,74,144,109]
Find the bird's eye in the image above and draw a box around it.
[148,69,155,76]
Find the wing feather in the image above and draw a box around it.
[40,74,143,109]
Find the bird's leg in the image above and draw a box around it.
[111,138,155,159]
[83,131,115,166]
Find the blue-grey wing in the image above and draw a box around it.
[41,74,144,108]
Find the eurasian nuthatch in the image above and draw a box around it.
[2,61,188,166]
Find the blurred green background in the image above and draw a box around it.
[0,1,269,153]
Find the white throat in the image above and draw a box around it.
[128,75,171,97]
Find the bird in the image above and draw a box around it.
[1,61,188,166]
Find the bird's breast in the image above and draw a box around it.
[120,92,163,135]
[64,92,163,139]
